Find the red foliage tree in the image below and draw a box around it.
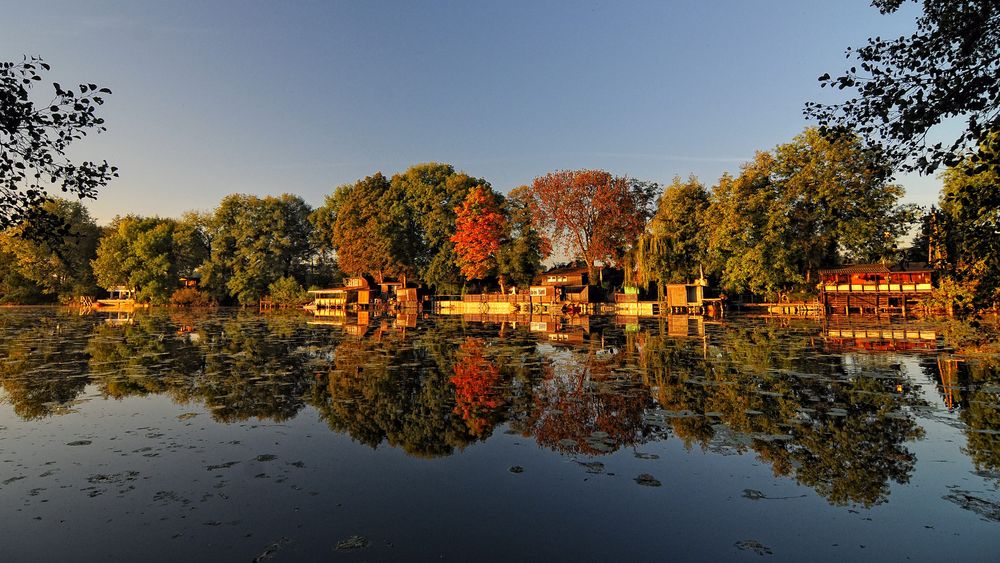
[451,338,505,437]
[450,186,507,281]
[528,170,656,278]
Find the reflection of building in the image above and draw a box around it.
[824,325,937,352]
[819,263,933,314]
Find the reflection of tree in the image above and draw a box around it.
[87,315,202,399]
[312,322,547,457]
[633,320,923,507]
[753,376,922,507]
[522,337,652,456]
[0,313,90,419]
[193,314,320,422]
[315,327,478,457]
[451,338,506,438]
[928,356,1000,477]
[85,312,330,423]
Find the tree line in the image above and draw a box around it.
[0,127,996,310]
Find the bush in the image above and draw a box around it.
[170,287,213,307]
[267,276,310,307]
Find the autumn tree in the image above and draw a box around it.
[393,163,491,292]
[450,185,506,284]
[806,0,999,174]
[528,169,657,279]
[310,173,417,283]
[1,57,117,234]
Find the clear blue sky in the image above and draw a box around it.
[2,0,940,224]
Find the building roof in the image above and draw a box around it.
[541,265,601,276]
[819,262,933,275]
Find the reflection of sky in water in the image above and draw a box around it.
[0,309,999,561]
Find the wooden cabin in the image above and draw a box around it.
[819,263,933,314]
[539,266,597,287]
[664,283,704,312]
[531,266,604,304]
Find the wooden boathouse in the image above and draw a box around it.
[614,282,718,316]
[819,263,934,314]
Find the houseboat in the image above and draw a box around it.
[303,277,374,311]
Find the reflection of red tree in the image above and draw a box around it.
[529,354,649,455]
[451,338,505,437]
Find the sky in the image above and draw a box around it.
[2,0,943,224]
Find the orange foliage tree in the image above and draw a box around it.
[451,337,506,438]
[528,170,657,278]
[450,186,507,282]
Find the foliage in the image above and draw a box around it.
[172,211,212,278]
[451,186,507,281]
[201,194,313,305]
[806,0,1000,174]
[310,173,416,283]
[267,275,310,306]
[707,129,917,297]
[393,163,488,293]
[496,185,548,288]
[939,135,1000,309]
[528,169,657,278]
[628,176,710,287]
[451,338,507,437]
[0,57,117,234]
[0,198,100,302]
[169,287,213,307]
[91,215,178,304]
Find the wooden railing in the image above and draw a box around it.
[822,283,932,293]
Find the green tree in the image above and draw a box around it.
[708,129,917,297]
[497,185,548,289]
[629,176,710,287]
[202,194,314,305]
[939,134,1000,309]
[393,163,487,292]
[807,0,999,174]
[0,198,100,302]
[172,211,212,279]
[1,57,117,233]
[91,215,178,304]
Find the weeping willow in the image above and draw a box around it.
[624,232,666,291]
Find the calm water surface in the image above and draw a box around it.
[1,308,999,561]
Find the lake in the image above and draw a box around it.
[1,308,999,561]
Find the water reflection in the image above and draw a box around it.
[1,308,998,508]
